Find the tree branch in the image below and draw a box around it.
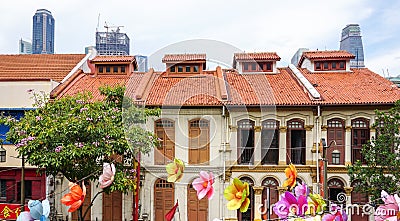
[82,190,104,220]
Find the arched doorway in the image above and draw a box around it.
[187,183,208,220]
[154,179,174,221]
[261,177,279,220]
[237,177,254,221]
[351,181,368,221]
[327,178,345,204]
[102,191,122,221]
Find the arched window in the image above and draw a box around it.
[327,118,345,165]
[261,120,279,165]
[261,177,279,220]
[327,178,345,204]
[154,179,174,221]
[287,119,305,165]
[154,119,175,165]
[189,119,210,165]
[238,120,255,165]
[351,118,369,164]
[238,177,254,221]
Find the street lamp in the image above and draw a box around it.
[320,138,336,200]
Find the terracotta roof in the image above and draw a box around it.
[53,72,139,100]
[145,72,221,106]
[51,65,400,107]
[299,68,400,105]
[0,54,85,81]
[234,52,281,61]
[301,50,355,60]
[224,68,311,106]
[162,54,206,63]
[91,56,135,63]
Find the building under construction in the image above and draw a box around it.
[95,26,130,55]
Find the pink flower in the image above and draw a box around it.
[375,190,400,221]
[192,171,215,200]
[99,163,115,188]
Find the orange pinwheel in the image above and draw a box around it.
[61,182,86,212]
[283,163,297,190]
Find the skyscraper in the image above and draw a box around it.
[32,9,55,54]
[19,38,32,54]
[96,26,130,55]
[339,24,365,68]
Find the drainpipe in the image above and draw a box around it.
[316,105,320,194]
[20,155,25,212]
[222,105,227,221]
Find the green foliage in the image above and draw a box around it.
[1,85,159,195]
[347,100,400,201]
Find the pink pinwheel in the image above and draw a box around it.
[295,183,310,198]
[192,171,215,200]
[99,163,115,188]
[273,191,308,219]
[374,190,400,221]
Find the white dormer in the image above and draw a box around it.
[297,50,355,72]
[233,52,281,74]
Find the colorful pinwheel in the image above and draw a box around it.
[99,163,115,188]
[61,182,87,212]
[192,171,215,200]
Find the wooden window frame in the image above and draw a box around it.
[286,119,306,165]
[154,119,175,165]
[189,119,210,165]
[238,119,255,165]
[314,60,346,71]
[261,120,279,165]
[243,62,273,72]
[351,118,369,164]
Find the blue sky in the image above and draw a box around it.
[1,0,399,76]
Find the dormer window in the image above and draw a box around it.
[163,54,206,76]
[314,60,346,71]
[233,52,281,74]
[242,62,273,72]
[298,50,354,72]
[91,56,137,75]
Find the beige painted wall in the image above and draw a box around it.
[0,81,58,108]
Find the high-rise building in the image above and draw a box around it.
[135,55,148,72]
[339,24,365,68]
[96,26,130,55]
[32,9,55,54]
[19,38,32,54]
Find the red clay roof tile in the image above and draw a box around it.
[299,68,400,105]
[162,54,206,63]
[0,54,85,81]
[234,52,281,61]
[302,50,355,60]
[91,56,135,63]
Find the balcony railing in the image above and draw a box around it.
[238,147,254,165]
[288,147,305,165]
[261,148,279,165]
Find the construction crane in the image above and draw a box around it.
[104,21,124,33]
